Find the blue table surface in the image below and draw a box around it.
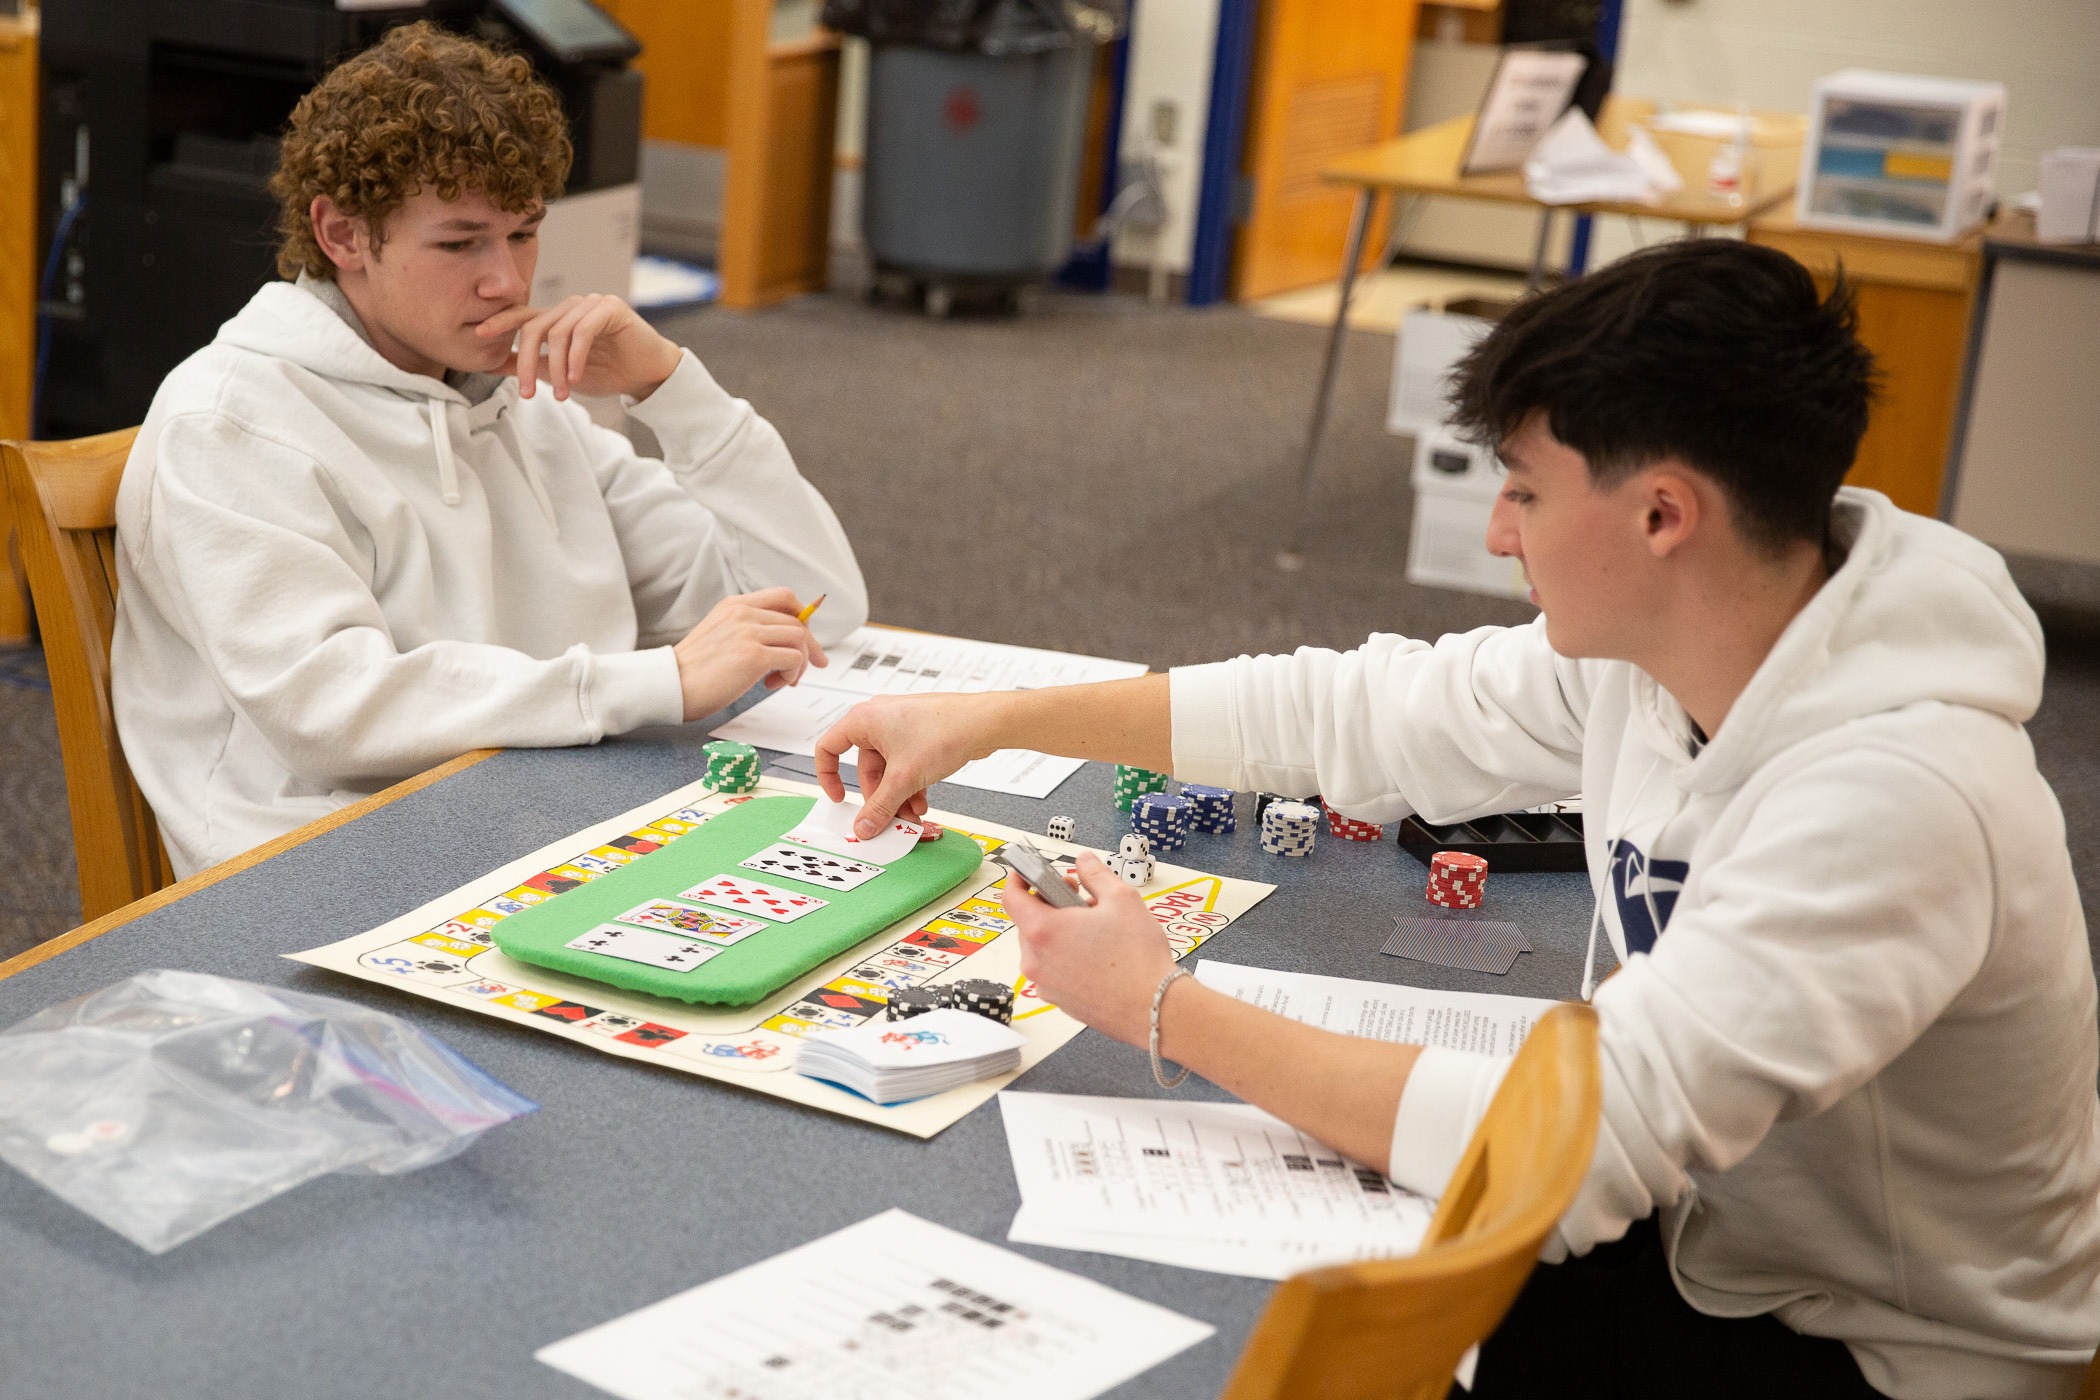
[0,724,1609,1399]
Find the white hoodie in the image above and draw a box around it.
[1169,489,2099,1400]
[114,278,867,877]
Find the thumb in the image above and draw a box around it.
[859,765,919,839]
[1072,852,1126,901]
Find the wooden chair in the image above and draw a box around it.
[1222,1002,1602,1400]
[1,428,174,922]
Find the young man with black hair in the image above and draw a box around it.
[814,240,2100,1398]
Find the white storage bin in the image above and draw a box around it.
[1798,70,2004,243]
[1407,477,1530,601]
[1387,298,1512,437]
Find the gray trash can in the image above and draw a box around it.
[825,0,1125,314]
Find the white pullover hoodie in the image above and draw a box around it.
[1169,489,2100,1399]
[114,277,867,877]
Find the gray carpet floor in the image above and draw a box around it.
[1,289,2094,962]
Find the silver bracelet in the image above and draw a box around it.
[1149,968,1194,1089]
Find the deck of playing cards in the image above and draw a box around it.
[796,1008,1024,1105]
[1381,911,1533,975]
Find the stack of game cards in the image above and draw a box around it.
[796,1009,1025,1105]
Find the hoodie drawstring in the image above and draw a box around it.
[429,397,462,506]
[428,395,561,538]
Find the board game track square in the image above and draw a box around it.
[614,1023,685,1048]
[904,930,977,956]
[531,1000,600,1024]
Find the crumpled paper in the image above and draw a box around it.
[1523,108,1685,206]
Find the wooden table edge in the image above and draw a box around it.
[0,748,501,986]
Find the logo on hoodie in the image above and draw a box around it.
[1609,838,1688,955]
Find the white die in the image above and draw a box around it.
[1108,833,1155,889]
[1047,815,1075,841]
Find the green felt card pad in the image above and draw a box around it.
[492,796,984,1006]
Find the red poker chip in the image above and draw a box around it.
[1430,850,1489,874]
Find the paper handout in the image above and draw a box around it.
[535,1208,1214,1400]
[999,1092,1434,1280]
[711,626,1148,800]
[1195,959,1554,1057]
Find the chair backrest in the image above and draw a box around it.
[1221,1002,1602,1400]
[1,428,174,920]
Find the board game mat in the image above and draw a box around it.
[491,795,983,1005]
[289,777,1276,1137]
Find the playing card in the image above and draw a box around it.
[1381,913,1533,975]
[566,924,721,972]
[740,842,883,891]
[782,797,922,864]
[679,873,828,923]
[614,899,765,946]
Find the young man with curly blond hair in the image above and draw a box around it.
[112,22,867,876]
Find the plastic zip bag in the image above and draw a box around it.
[0,970,535,1253]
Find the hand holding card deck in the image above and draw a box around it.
[796,1008,1025,1104]
[490,795,983,1006]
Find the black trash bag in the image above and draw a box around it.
[821,0,1126,55]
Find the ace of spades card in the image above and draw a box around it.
[739,842,883,891]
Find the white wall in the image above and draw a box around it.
[1110,0,1222,278]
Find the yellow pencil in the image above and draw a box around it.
[795,593,826,625]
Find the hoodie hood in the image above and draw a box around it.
[1639,487,2046,793]
[213,279,554,527]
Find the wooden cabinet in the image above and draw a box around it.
[1233,0,1419,301]
[604,0,840,310]
[1748,207,1980,517]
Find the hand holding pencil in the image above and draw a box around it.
[670,588,831,724]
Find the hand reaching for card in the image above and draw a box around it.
[675,589,828,722]
[474,293,684,402]
[814,692,1005,838]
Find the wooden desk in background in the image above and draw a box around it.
[1748,205,1982,518]
[1,9,38,646]
[1280,96,1804,562]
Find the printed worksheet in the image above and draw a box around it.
[711,627,1147,798]
[999,1093,1435,1280]
[535,1209,1213,1400]
[1195,960,1556,1057]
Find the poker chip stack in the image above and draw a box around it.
[943,978,1016,1025]
[1180,784,1236,835]
[1260,800,1321,858]
[885,986,947,1021]
[1426,850,1489,909]
[702,739,762,794]
[1130,792,1192,852]
[1112,764,1171,811]
[1321,800,1385,842]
